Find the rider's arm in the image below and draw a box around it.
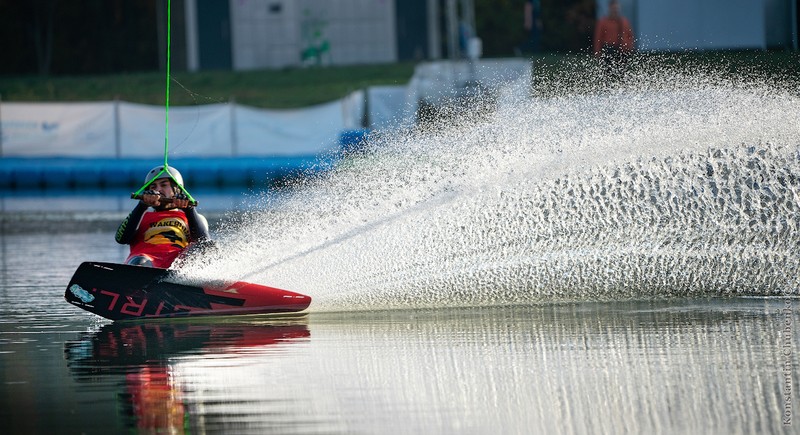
[115,202,148,244]
[185,207,210,242]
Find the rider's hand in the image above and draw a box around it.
[173,193,191,209]
[141,190,162,207]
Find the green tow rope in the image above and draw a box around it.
[132,0,197,204]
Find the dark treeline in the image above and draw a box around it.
[1,0,159,76]
[477,0,595,56]
[1,0,593,77]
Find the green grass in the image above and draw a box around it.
[0,62,418,108]
[0,51,796,108]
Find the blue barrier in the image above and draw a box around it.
[0,156,338,191]
[11,165,44,189]
[339,129,370,153]
[0,130,369,190]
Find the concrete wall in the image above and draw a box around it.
[636,0,765,50]
[228,0,397,70]
[596,0,796,51]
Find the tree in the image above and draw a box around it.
[31,0,58,75]
[473,0,597,56]
[0,0,159,76]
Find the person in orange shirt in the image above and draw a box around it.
[593,0,635,81]
[115,165,210,268]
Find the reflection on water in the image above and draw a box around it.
[121,365,186,433]
[56,301,797,434]
[65,318,311,376]
[65,319,310,433]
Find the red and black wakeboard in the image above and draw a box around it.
[65,262,311,321]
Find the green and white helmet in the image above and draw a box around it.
[144,165,184,187]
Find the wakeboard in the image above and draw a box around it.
[65,262,311,321]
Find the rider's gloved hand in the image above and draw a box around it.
[173,193,191,209]
[141,190,162,207]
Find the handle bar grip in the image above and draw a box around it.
[131,193,198,206]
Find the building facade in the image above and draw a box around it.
[607,0,798,51]
[183,0,437,71]
[179,0,798,72]
[181,0,477,71]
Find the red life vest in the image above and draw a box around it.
[125,209,190,268]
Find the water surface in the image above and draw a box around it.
[0,226,796,434]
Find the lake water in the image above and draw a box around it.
[2,56,799,433]
[0,223,796,434]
